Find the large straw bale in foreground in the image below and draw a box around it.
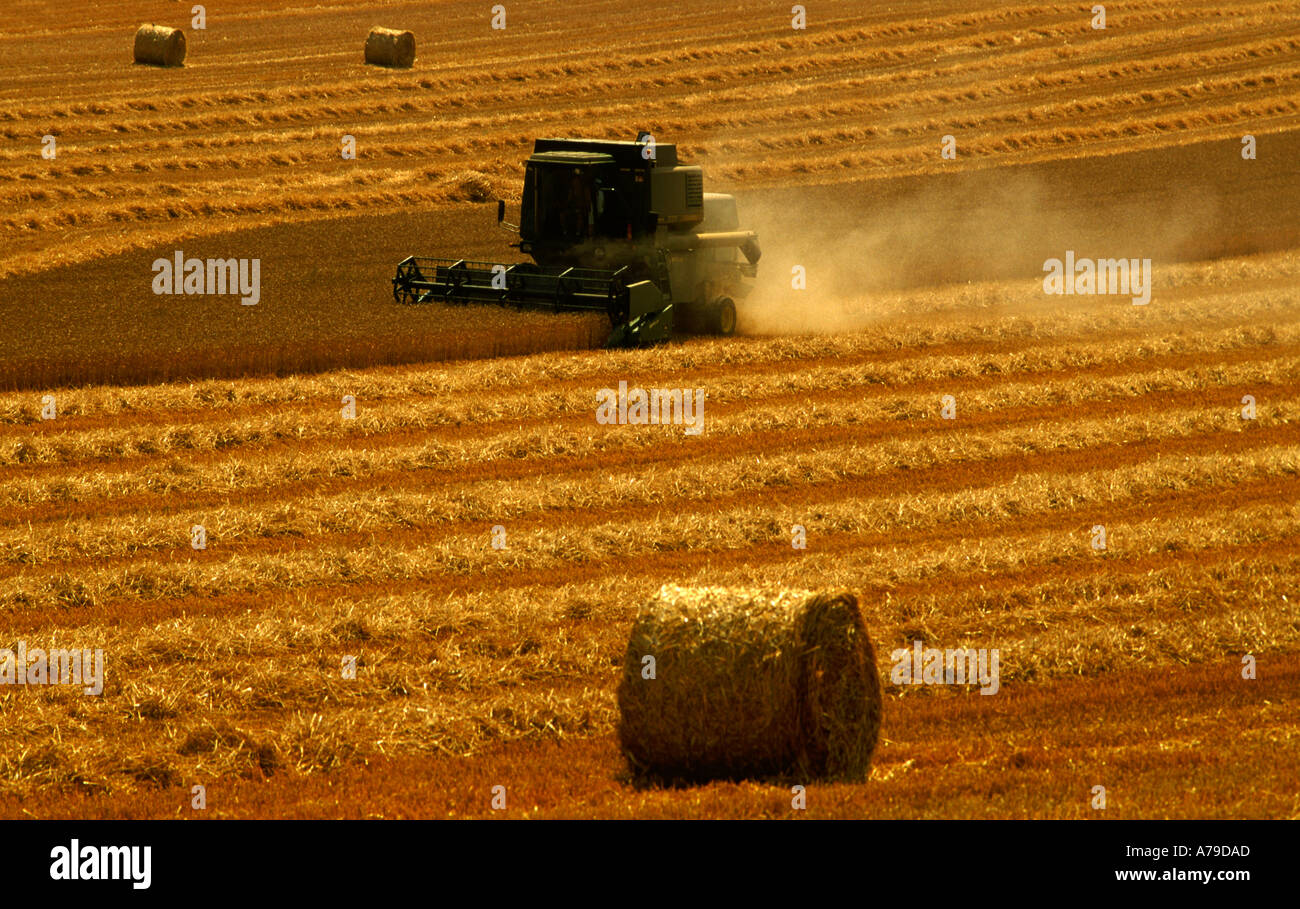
[364,27,416,68]
[617,586,883,782]
[133,24,186,67]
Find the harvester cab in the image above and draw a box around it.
[391,134,761,347]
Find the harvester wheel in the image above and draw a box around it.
[394,284,420,305]
[707,297,737,336]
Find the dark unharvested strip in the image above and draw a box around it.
[617,586,883,782]
[133,24,186,67]
[365,27,416,69]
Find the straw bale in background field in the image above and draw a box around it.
[365,27,416,68]
[617,586,883,783]
[133,24,186,67]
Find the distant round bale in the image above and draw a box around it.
[133,24,186,68]
[617,586,883,783]
[364,27,416,69]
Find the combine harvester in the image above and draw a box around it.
[392,133,761,347]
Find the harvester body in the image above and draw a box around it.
[392,136,760,347]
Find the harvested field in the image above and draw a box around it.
[0,0,1297,821]
[3,0,1300,388]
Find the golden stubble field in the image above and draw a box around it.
[0,0,1297,818]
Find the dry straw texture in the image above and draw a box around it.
[133,24,186,67]
[364,27,415,68]
[617,586,883,783]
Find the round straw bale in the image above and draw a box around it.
[365,27,416,68]
[617,586,883,783]
[133,24,186,68]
